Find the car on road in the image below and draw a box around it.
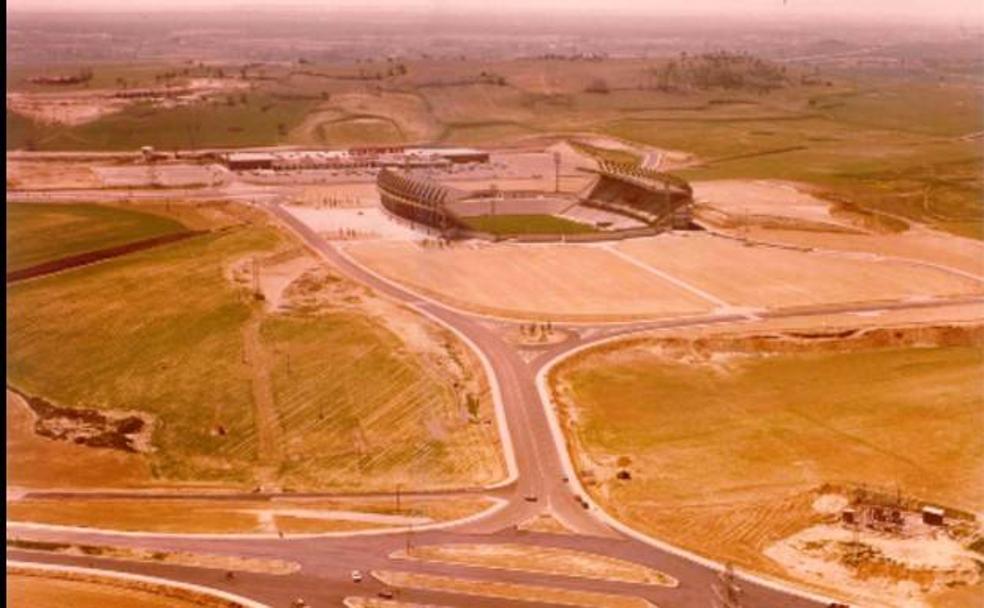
[524,494,538,502]
[351,570,363,582]
[378,589,395,599]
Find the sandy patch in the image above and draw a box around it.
[615,233,982,309]
[283,204,422,241]
[693,179,854,229]
[248,508,432,526]
[765,524,982,608]
[7,91,131,126]
[813,494,850,515]
[393,543,676,586]
[6,161,103,190]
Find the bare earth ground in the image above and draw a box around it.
[692,179,858,231]
[551,323,984,608]
[6,496,493,534]
[7,160,105,189]
[7,539,299,574]
[344,240,714,321]
[391,543,677,586]
[614,233,982,309]
[6,79,250,127]
[6,390,153,489]
[284,205,422,242]
[692,178,984,278]
[372,570,655,608]
[6,572,207,608]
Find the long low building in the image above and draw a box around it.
[223,147,488,172]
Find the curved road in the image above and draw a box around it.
[12,189,980,608]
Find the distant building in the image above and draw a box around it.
[921,506,945,526]
[226,152,275,171]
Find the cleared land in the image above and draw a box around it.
[6,572,206,608]
[373,570,655,608]
[6,496,492,534]
[7,538,298,574]
[551,326,983,604]
[6,202,502,492]
[6,202,187,273]
[615,233,983,309]
[344,241,713,321]
[460,214,597,235]
[392,543,676,586]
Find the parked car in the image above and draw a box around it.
[378,589,395,599]
[351,570,363,583]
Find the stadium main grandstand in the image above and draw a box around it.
[376,159,693,240]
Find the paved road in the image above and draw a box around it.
[13,189,980,607]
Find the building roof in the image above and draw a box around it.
[227,152,275,162]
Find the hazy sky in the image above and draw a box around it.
[7,0,984,21]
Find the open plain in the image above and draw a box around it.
[5,7,984,608]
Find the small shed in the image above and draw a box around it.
[922,506,945,526]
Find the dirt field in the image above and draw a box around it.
[6,573,207,608]
[735,227,984,279]
[284,205,421,241]
[373,570,654,608]
[7,160,104,189]
[615,233,982,309]
[692,178,984,277]
[393,543,676,586]
[551,324,984,606]
[692,179,857,230]
[6,496,493,534]
[344,240,714,321]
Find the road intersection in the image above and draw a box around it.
[9,186,982,607]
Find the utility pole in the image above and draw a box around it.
[251,256,260,295]
[711,563,743,608]
[553,150,561,193]
[405,522,413,556]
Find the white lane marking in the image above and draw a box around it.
[600,244,732,309]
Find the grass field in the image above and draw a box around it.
[6,204,501,490]
[8,93,318,151]
[6,202,188,273]
[552,337,984,581]
[461,214,597,235]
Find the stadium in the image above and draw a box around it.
[376,160,695,241]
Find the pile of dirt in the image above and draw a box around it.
[8,387,154,454]
[766,523,982,607]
